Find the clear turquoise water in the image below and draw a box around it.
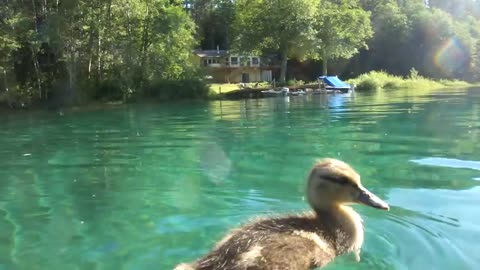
[1,88,480,270]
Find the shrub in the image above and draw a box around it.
[409,67,421,80]
[356,77,382,91]
[287,79,305,86]
[93,79,123,101]
[143,78,210,100]
[383,81,401,89]
[0,85,35,108]
[349,70,473,92]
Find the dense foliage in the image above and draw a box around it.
[348,70,471,91]
[0,0,202,108]
[354,0,480,81]
[1,0,479,107]
[232,0,318,82]
[221,0,480,82]
[312,0,373,75]
[230,0,372,81]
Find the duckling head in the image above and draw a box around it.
[307,158,389,211]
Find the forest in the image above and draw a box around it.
[1,0,479,107]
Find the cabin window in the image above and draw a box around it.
[230,57,239,65]
[251,57,259,65]
[238,57,248,66]
[205,58,219,65]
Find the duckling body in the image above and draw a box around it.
[176,210,361,270]
[175,159,389,270]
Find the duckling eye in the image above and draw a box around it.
[322,175,349,186]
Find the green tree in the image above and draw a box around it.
[232,0,317,82]
[347,0,480,81]
[429,0,480,19]
[0,3,20,93]
[312,0,373,75]
[472,40,480,80]
[188,0,235,50]
[366,0,409,74]
[0,0,200,107]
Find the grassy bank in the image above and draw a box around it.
[208,82,273,94]
[209,84,241,94]
[0,78,211,110]
[347,70,473,91]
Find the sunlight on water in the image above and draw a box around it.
[411,157,480,170]
[0,87,480,269]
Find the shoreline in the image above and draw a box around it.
[1,81,478,114]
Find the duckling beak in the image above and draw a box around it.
[356,187,389,210]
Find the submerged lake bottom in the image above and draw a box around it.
[1,87,480,270]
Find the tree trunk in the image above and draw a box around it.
[280,50,287,83]
[31,46,43,99]
[140,4,150,71]
[88,56,92,79]
[31,0,43,99]
[97,27,102,80]
[3,68,8,92]
[31,0,39,33]
[124,5,133,91]
[87,21,95,79]
[43,0,48,17]
[68,48,75,91]
[96,0,103,81]
[322,56,328,76]
[98,0,113,81]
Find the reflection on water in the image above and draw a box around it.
[1,88,480,269]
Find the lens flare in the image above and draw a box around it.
[433,37,469,76]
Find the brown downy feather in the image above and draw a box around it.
[175,208,363,270]
[174,158,388,270]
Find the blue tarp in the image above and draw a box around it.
[318,76,351,89]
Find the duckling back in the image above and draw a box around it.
[174,212,360,270]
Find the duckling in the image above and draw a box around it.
[175,158,389,270]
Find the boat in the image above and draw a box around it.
[318,76,354,93]
[290,89,306,96]
[261,87,290,97]
[311,89,337,95]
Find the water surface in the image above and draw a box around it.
[1,87,480,270]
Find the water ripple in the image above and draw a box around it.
[1,88,480,270]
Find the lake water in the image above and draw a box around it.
[1,87,479,270]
